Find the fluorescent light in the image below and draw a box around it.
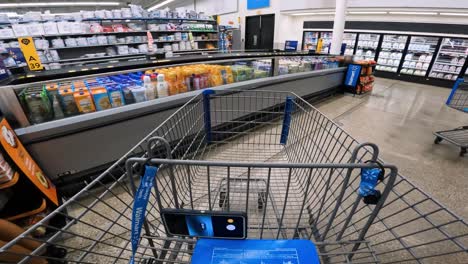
[439,12,468,16]
[0,2,120,8]
[389,11,438,15]
[348,11,388,15]
[0,12,19,17]
[148,0,176,11]
[291,12,335,16]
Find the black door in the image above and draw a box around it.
[245,14,275,50]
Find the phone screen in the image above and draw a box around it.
[162,209,247,239]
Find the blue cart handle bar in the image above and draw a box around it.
[129,165,159,264]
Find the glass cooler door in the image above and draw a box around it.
[319,32,333,54]
[342,33,357,55]
[303,32,319,51]
[401,36,439,77]
[376,34,407,73]
[429,38,468,81]
[355,33,381,61]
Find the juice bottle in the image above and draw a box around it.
[150,73,158,98]
[184,67,193,91]
[143,75,155,100]
[157,73,169,97]
[166,70,178,95]
[74,90,95,113]
[225,66,234,84]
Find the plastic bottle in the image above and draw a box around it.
[143,75,155,100]
[157,74,169,97]
[193,74,200,90]
[150,73,158,98]
[167,70,178,95]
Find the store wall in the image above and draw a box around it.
[280,0,468,10]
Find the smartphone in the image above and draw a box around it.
[161,209,247,239]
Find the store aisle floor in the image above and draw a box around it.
[316,78,468,219]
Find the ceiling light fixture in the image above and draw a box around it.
[0,12,20,17]
[439,12,468,16]
[348,11,388,14]
[148,0,176,11]
[389,11,438,15]
[0,2,120,8]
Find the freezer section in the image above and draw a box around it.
[376,35,407,73]
[355,33,380,61]
[429,38,467,81]
[400,36,438,77]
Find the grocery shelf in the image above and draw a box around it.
[435,61,464,66]
[441,44,468,48]
[407,49,436,53]
[439,50,467,55]
[404,59,431,63]
[378,63,400,67]
[401,66,429,70]
[0,30,218,40]
[38,41,149,50]
[431,69,461,74]
[55,53,146,63]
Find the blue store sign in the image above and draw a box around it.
[247,0,270,9]
[284,40,298,52]
[345,64,362,87]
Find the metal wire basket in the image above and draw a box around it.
[1,89,467,264]
[434,78,468,156]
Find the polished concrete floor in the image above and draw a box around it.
[317,77,468,219]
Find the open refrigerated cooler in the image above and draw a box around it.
[0,52,345,191]
[429,38,468,81]
[400,36,438,77]
[355,33,380,61]
[376,34,407,73]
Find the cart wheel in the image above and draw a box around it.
[434,137,443,144]
[460,148,467,157]
[219,192,226,208]
[258,192,266,210]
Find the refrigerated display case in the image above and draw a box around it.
[400,36,438,77]
[343,33,357,55]
[429,38,468,81]
[355,33,380,61]
[376,34,408,73]
[303,31,319,51]
[0,52,345,187]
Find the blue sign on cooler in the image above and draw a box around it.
[345,64,362,87]
[192,239,320,264]
[284,41,298,52]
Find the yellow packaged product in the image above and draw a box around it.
[91,88,112,111]
[74,90,96,113]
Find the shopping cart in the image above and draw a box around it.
[434,78,468,156]
[1,89,467,264]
